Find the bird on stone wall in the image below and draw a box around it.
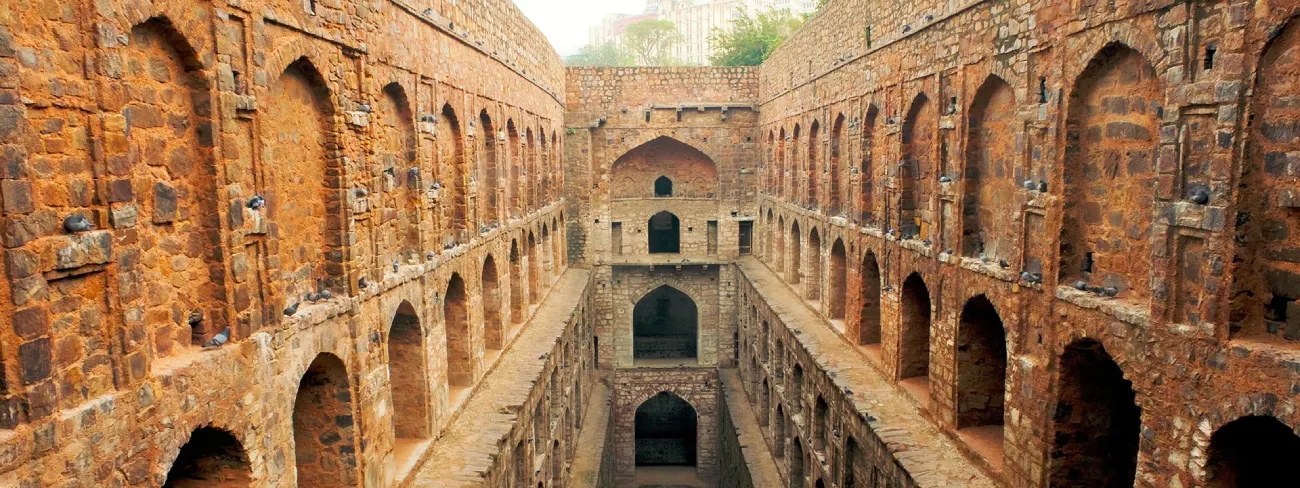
[283,302,300,316]
[359,277,371,289]
[64,215,93,233]
[1023,180,1036,191]
[1038,180,1048,193]
[246,195,266,209]
[204,327,231,348]
[1190,187,1211,205]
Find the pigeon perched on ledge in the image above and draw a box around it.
[284,302,300,316]
[246,195,266,209]
[204,327,231,348]
[63,215,93,233]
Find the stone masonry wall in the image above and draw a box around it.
[754,0,1300,486]
[564,67,761,266]
[0,0,571,485]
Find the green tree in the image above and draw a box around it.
[707,8,807,66]
[565,42,634,67]
[621,19,684,66]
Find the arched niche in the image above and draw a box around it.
[611,137,718,199]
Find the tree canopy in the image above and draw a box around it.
[707,8,807,67]
[564,42,634,67]
[622,19,685,66]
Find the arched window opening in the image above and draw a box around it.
[293,354,357,487]
[648,211,681,254]
[1049,339,1141,488]
[654,176,673,197]
[1206,416,1300,487]
[790,437,806,488]
[163,427,251,487]
[635,392,698,466]
[774,405,787,457]
[962,76,1018,262]
[814,396,830,453]
[900,93,935,240]
[510,240,525,325]
[633,286,698,362]
[829,240,848,320]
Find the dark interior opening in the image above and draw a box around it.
[649,211,681,253]
[163,427,252,487]
[633,285,698,360]
[655,176,673,197]
[635,392,698,466]
[1206,415,1300,488]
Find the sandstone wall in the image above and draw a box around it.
[564,67,761,266]
[753,0,1300,486]
[0,0,572,485]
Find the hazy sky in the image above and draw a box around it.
[514,0,646,56]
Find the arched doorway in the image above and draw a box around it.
[389,301,429,444]
[445,273,472,390]
[635,392,698,484]
[829,239,847,319]
[1049,339,1140,487]
[858,251,882,346]
[789,437,806,488]
[163,427,251,487]
[806,229,822,300]
[527,232,540,304]
[633,285,698,363]
[789,221,802,284]
[1206,415,1300,487]
[955,295,1007,467]
[510,240,525,325]
[293,354,357,487]
[482,255,502,350]
[648,211,681,253]
[899,273,932,401]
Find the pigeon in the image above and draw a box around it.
[355,188,369,198]
[1038,180,1048,193]
[359,277,371,289]
[318,289,332,300]
[1023,180,1036,190]
[246,195,266,209]
[923,13,934,22]
[306,291,321,302]
[204,326,231,348]
[1102,286,1120,297]
[1020,271,1032,281]
[921,239,931,246]
[426,251,436,261]
[422,8,433,15]
[432,182,443,190]
[392,259,400,273]
[408,167,420,180]
[999,259,1010,268]
[1028,272,1043,283]
[63,215,93,233]
[939,175,952,183]
[944,249,954,255]
[283,302,300,316]
[1190,188,1210,205]
[187,310,204,326]
[1087,285,1106,295]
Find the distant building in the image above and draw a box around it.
[587,0,818,66]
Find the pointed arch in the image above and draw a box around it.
[808,119,821,208]
[962,75,1018,261]
[635,392,698,466]
[956,295,1007,430]
[806,228,823,300]
[901,93,935,239]
[293,353,357,487]
[648,211,682,254]
[163,427,251,487]
[611,136,718,199]
[633,285,699,361]
[510,239,525,324]
[440,103,468,239]
[389,301,429,440]
[482,255,503,350]
[507,119,521,217]
[480,110,500,225]
[860,105,880,225]
[899,273,932,381]
[829,114,846,215]
[1049,338,1140,487]
[444,273,472,388]
[829,238,848,319]
[1059,43,1161,301]
[527,231,540,304]
[858,251,882,345]
[789,220,802,285]
[1206,415,1300,487]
